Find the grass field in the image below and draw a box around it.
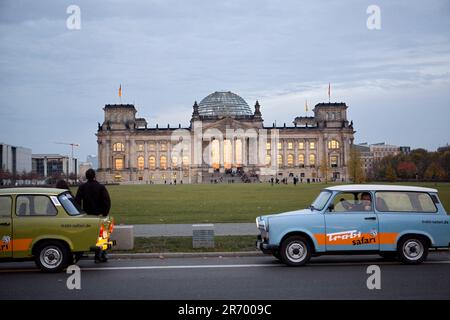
[74,182,450,225]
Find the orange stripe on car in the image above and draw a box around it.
[314,233,398,246]
[12,239,33,251]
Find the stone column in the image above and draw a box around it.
[294,140,298,167]
[156,142,160,168]
[218,139,223,169]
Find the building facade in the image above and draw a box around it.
[32,154,78,178]
[96,91,355,184]
[0,143,32,174]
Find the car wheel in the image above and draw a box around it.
[280,236,312,266]
[397,236,428,265]
[34,241,70,273]
[73,252,84,263]
[273,250,281,261]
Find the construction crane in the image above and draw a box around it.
[54,142,80,180]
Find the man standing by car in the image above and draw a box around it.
[75,169,111,262]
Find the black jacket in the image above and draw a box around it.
[75,180,111,216]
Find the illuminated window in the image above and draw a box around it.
[149,156,156,170]
[288,142,293,150]
[160,143,167,151]
[309,154,316,166]
[287,154,294,167]
[298,142,305,150]
[160,156,167,170]
[277,154,283,167]
[137,156,144,170]
[265,155,271,165]
[309,142,315,150]
[328,140,340,149]
[172,156,178,167]
[277,142,282,150]
[113,143,125,152]
[330,156,338,168]
[138,144,144,152]
[298,154,305,167]
[148,143,155,151]
[266,142,271,150]
[182,156,189,166]
[114,158,124,170]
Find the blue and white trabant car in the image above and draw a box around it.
[256,185,449,266]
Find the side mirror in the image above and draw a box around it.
[328,204,335,212]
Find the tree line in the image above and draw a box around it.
[349,146,450,183]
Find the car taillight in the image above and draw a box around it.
[109,218,114,234]
[99,224,107,239]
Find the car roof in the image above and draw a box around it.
[324,184,438,193]
[0,187,66,195]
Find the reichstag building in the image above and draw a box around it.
[96,91,355,184]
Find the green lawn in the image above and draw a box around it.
[74,182,450,224]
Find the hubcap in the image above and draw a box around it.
[403,240,424,261]
[286,241,307,263]
[40,247,62,269]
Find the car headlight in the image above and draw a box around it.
[256,217,269,231]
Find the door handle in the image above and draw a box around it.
[364,217,376,220]
[0,222,11,226]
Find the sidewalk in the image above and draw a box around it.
[132,223,258,237]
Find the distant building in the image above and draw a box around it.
[32,154,77,178]
[355,142,411,176]
[353,143,374,174]
[78,162,93,180]
[437,144,449,153]
[0,143,32,174]
[399,146,411,154]
[96,91,355,184]
[369,142,401,160]
[86,155,98,169]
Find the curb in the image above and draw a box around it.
[85,251,264,260]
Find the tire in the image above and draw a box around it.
[280,235,312,266]
[73,252,84,263]
[379,252,397,260]
[397,236,428,265]
[34,241,71,273]
[273,250,281,261]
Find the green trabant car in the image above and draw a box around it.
[0,187,115,272]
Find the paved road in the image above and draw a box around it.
[1,252,449,300]
[133,223,257,237]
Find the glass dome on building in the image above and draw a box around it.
[198,91,253,117]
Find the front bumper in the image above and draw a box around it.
[90,239,116,252]
[256,235,278,254]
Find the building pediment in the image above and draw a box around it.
[201,117,261,132]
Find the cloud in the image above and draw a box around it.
[0,0,449,161]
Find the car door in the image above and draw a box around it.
[324,191,379,252]
[0,195,13,258]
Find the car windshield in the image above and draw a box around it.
[58,192,83,216]
[310,190,332,211]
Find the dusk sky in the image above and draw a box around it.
[1,0,449,162]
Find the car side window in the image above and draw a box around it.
[0,196,12,216]
[331,192,373,212]
[16,195,57,216]
[375,192,437,213]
